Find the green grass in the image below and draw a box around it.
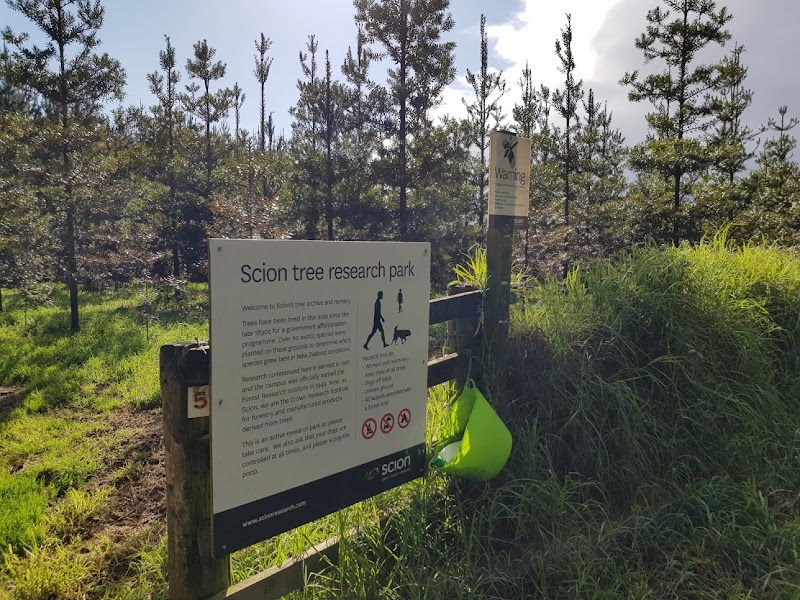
[0,285,208,412]
[0,284,209,598]
[1,234,799,598]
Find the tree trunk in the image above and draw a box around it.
[326,141,334,241]
[66,204,79,332]
[565,114,571,227]
[673,169,681,246]
[398,0,408,241]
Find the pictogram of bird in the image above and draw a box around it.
[502,138,518,167]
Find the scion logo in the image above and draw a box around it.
[381,455,411,476]
[365,456,412,482]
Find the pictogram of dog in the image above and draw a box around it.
[392,325,411,345]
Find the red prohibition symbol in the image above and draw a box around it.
[380,412,395,434]
[398,408,411,429]
[362,418,377,440]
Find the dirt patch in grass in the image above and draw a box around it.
[48,408,168,551]
[1,407,169,598]
[96,410,166,539]
[72,410,168,594]
[0,386,24,421]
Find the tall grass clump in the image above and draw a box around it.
[475,233,800,596]
[510,233,800,501]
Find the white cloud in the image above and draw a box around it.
[431,75,471,123]
[437,0,627,130]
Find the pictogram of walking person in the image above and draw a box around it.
[397,289,403,313]
[364,291,389,349]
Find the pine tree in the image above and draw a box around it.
[513,62,539,139]
[463,13,505,230]
[706,43,753,184]
[514,68,564,274]
[288,42,348,242]
[575,90,627,206]
[513,63,544,268]
[0,103,53,313]
[230,82,245,151]
[552,13,583,228]
[0,43,42,311]
[339,26,388,238]
[320,50,346,240]
[184,39,229,198]
[266,112,275,152]
[621,0,732,244]
[572,91,627,258]
[210,132,284,240]
[254,33,273,152]
[689,43,753,233]
[288,35,323,240]
[742,106,800,247]
[759,106,797,165]
[146,35,184,276]
[740,106,800,246]
[354,0,456,240]
[3,0,125,331]
[576,89,599,205]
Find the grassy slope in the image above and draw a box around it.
[0,236,798,598]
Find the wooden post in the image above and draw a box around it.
[485,226,514,398]
[161,342,230,600]
[446,284,479,390]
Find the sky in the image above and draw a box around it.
[2,0,798,153]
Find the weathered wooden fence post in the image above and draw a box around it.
[161,342,230,600]
[485,226,514,392]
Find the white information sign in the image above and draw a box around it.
[209,240,430,555]
[488,130,532,229]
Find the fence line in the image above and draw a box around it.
[161,287,482,600]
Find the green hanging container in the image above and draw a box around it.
[429,380,512,481]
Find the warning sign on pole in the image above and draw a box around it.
[488,130,532,229]
[208,240,430,556]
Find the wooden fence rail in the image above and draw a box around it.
[161,287,482,600]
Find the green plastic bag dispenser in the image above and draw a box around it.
[429,380,512,481]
